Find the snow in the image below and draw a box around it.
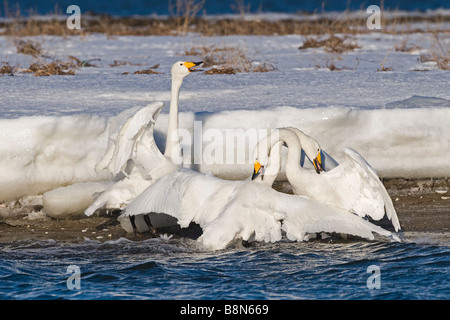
[0,18,449,218]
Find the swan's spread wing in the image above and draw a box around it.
[342,148,400,231]
[199,183,397,250]
[279,194,396,241]
[105,102,165,175]
[122,168,236,228]
[324,148,400,231]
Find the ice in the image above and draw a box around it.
[385,95,450,109]
[0,114,112,202]
[42,181,114,218]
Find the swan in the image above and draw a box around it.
[118,138,399,250]
[253,127,401,232]
[84,61,202,217]
[165,61,203,160]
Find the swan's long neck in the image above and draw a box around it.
[277,129,301,173]
[276,128,314,192]
[164,77,183,158]
[252,130,283,186]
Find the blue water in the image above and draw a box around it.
[1,236,448,300]
[2,0,449,17]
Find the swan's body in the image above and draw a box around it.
[84,61,201,217]
[120,148,399,250]
[254,128,401,231]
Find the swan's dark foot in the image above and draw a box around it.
[129,215,141,237]
[242,240,253,248]
[143,214,157,234]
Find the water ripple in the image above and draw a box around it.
[0,236,449,299]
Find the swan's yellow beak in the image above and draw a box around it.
[184,61,203,72]
[251,160,264,180]
[313,150,324,174]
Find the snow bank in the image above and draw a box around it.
[42,181,113,218]
[0,114,111,202]
[0,105,161,204]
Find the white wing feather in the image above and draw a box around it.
[279,194,396,241]
[342,148,400,231]
[108,102,165,175]
[123,168,236,227]
[320,148,400,231]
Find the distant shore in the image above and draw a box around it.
[1,10,449,37]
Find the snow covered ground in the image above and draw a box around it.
[1,21,449,206]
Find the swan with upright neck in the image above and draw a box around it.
[253,127,401,232]
[164,61,202,160]
[84,61,202,217]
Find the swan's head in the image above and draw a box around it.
[312,149,324,174]
[287,127,324,174]
[299,134,324,174]
[303,142,324,174]
[251,160,265,181]
[171,61,203,80]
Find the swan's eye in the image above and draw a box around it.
[180,63,183,66]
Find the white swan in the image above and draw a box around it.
[119,141,399,250]
[164,61,202,159]
[84,61,202,217]
[253,127,401,231]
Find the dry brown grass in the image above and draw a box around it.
[394,38,422,53]
[418,33,449,70]
[169,0,206,35]
[252,62,276,72]
[430,33,450,70]
[185,45,250,68]
[121,63,161,75]
[299,35,360,53]
[110,60,145,67]
[27,61,76,76]
[377,49,393,72]
[0,62,14,75]
[203,66,237,74]
[15,39,42,55]
[2,56,89,76]
[184,45,275,74]
[131,69,161,75]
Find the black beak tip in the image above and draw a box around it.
[314,159,324,174]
